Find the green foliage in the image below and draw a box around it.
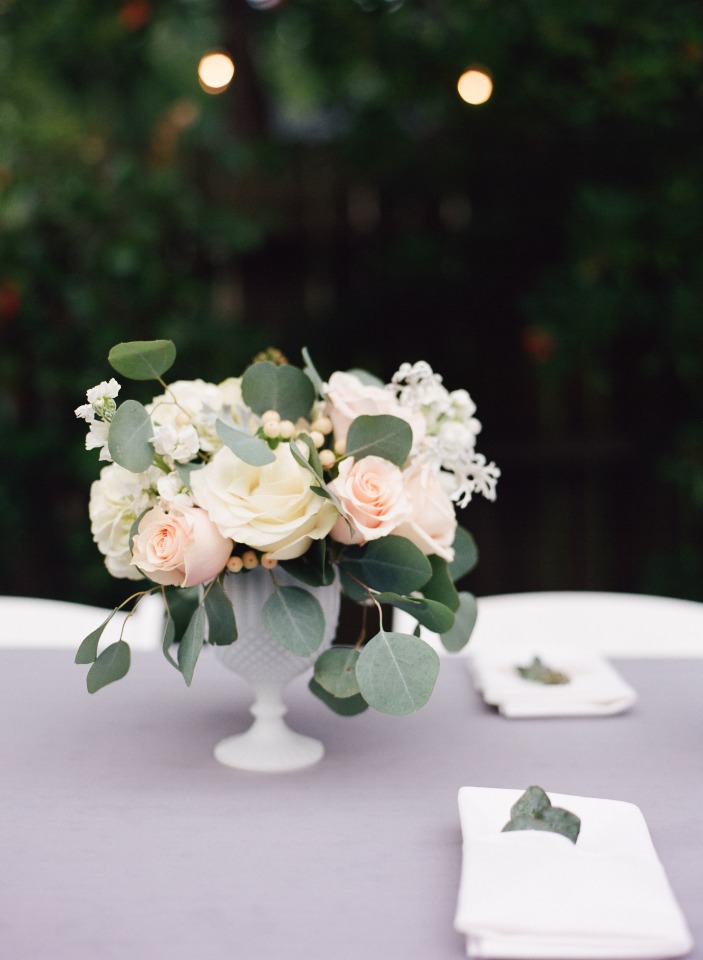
[355,628,440,716]
[308,678,369,716]
[313,646,361,698]
[241,361,316,422]
[261,583,325,656]
[216,419,276,466]
[108,340,176,381]
[338,535,432,595]
[344,414,413,467]
[439,592,478,653]
[87,640,131,693]
[203,578,237,646]
[502,786,581,844]
[108,400,154,472]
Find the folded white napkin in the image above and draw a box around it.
[468,646,637,717]
[455,787,693,959]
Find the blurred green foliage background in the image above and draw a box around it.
[1,0,702,607]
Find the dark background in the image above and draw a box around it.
[1,0,702,609]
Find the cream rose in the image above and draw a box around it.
[189,443,338,560]
[327,455,412,545]
[391,462,457,562]
[324,371,425,448]
[130,505,233,587]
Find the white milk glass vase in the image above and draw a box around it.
[213,565,341,773]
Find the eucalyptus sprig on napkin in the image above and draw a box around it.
[516,656,570,685]
[502,786,581,843]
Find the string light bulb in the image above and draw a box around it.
[457,67,493,105]
[198,52,235,94]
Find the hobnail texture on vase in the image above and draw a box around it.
[214,566,341,686]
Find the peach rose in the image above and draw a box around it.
[324,371,425,448]
[328,455,412,545]
[131,505,233,587]
[391,462,457,562]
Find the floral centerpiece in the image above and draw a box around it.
[75,340,499,719]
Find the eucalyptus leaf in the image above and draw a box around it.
[204,578,237,646]
[284,541,335,587]
[161,613,178,669]
[339,569,371,603]
[301,346,324,397]
[289,437,351,529]
[439,591,478,652]
[517,656,570,685]
[308,678,369,716]
[338,536,432,596]
[375,592,455,634]
[448,526,479,582]
[314,646,361,698]
[75,609,117,664]
[241,360,315,421]
[108,340,176,380]
[261,585,325,657]
[108,400,154,473]
[344,414,412,467]
[355,629,440,715]
[422,555,460,612]
[502,786,581,844]
[177,605,207,686]
[346,368,384,387]
[176,461,203,485]
[86,640,131,693]
[216,419,276,466]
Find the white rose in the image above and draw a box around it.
[391,461,457,562]
[190,442,338,560]
[89,463,159,580]
[324,371,425,448]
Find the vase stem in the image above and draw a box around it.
[213,682,325,773]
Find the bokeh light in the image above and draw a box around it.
[198,52,235,94]
[457,68,493,105]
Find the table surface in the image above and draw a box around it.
[1,648,700,960]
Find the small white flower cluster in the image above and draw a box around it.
[391,361,500,508]
[74,379,121,462]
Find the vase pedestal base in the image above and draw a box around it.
[213,683,324,772]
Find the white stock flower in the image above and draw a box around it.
[157,471,194,509]
[89,463,159,580]
[151,423,200,464]
[85,420,112,462]
[390,360,499,506]
[147,379,224,456]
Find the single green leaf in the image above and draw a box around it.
[204,578,238,646]
[177,461,204,485]
[511,785,552,820]
[261,585,325,657]
[503,787,581,844]
[355,630,440,715]
[517,656,570,685]
[314,646,361,698]
[241,361,315,421]
[108,340,176,380]
[75,610,117,664]
[375,592,456,634]
[108,400,154,473]
[301,346,324,397]
[161,613,178,669]
[439,591,478,652]
[338,536,432,596]
[177,605,207,686]
[289,437,351,531]
[308,678,369,716]
[86,640,131,693]
[344,414,412,467]
[422,555,461,612]
[164,585,199,643]
[284,541,335,587]
[339,569,371,603]
[216,419,276,466]
[448,526,479,581]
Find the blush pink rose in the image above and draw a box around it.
[131,505,233,587]
[328,455,412,545]
[324,371,425,448]
[391,462,457,562]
